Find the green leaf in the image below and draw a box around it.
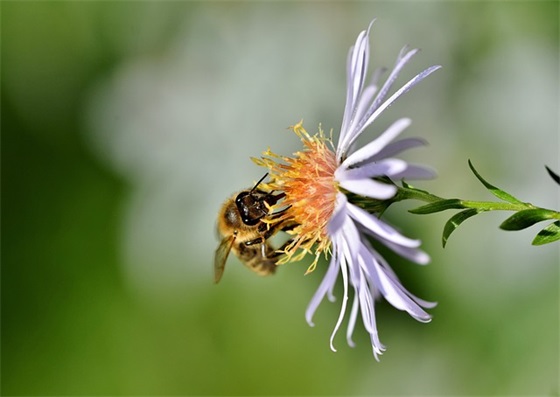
[532,221,560,245]
[401,180,413,189]
[468,159,524,204]
[499,209,557,231]
[409,199,466,214]
[442,208,481,248]
[401,180,429,194]
[545,166,560,186]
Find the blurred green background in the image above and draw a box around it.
[2,2,558,395]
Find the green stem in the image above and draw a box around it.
[358,163,560,245]
[459,200,533,212]
[395,184,560,219]
[347,181,560,221]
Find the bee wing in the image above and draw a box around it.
[214,236,236,284]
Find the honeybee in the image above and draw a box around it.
[214,174,294,283]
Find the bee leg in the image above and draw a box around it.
[244,236,264,246]
[269,233,315,261]
[267,204,290,220]
[259,219,299,240]
[268,238,293,260]
[280,222,298,233]
[265,191,286,206]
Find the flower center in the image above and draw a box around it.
[253,121,338,273]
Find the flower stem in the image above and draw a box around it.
[391,180,560,246]
[402,184,558,216]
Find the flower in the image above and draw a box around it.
[255,20,440,359]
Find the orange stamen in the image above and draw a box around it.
[253,121,339,273]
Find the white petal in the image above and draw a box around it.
[341,64,442,155]
[328,236,350,352]
[358,221,430,264]
[355,253,385,359]
[340,217,362,273]
[305,254,340,327]
[339,158,407,180]
[340,48,357,139]
[370,334,386,361]
[346,203,420,247]
[362,249,432,322]
[346,291,359,348]
[327,193,348,236]
[385,240,431,264]
[408,295,438,309]
[363,47,420,125]
[350,33,369,105]
[345,67,387,140]
[392,164,437,180]
[341,118,411,167]
[357,267,376,335]
[371,137,428,160]
[326,248,340,303]
[338,177,397,199]
[339,22,374,145]
[345,85,378,138]
[372,251,437,309]
[377,269,432,322]
[338,48,418,154]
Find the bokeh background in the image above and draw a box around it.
[2,1,558,395]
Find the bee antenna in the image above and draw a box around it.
[251,173,269,192]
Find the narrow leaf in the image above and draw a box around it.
[545,166,560,186]
[409,199,465,215]
[442,208,480,248]
[532,221,560,245]
[401,180,431,195]
[401,180,414,189]
[468,159,523,204]
[499,209,557,231]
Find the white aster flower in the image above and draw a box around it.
[254,20,440,359]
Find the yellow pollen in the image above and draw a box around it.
[253,121,338,274]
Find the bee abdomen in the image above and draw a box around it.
[246,258,277,276]
[237,241,278,276]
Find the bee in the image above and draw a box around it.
[214,174,294,283]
